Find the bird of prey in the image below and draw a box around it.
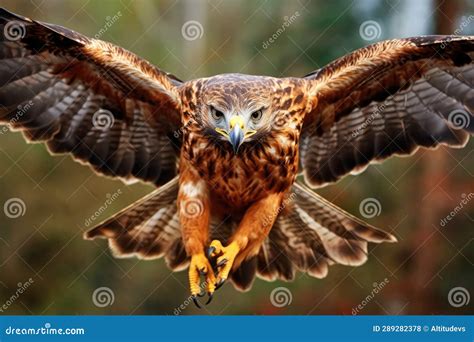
[0,8,472,307]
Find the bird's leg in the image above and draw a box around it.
[209,192,284,287]
[179,169,216,307]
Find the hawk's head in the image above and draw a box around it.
[182,74,308,153]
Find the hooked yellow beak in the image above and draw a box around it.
[215,115,256,153]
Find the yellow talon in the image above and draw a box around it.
[188,253,216,299]
[209,240,240,283]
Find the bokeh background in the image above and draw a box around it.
[0,0,473,315]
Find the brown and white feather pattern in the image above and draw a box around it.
[84,178,189,270]
[0,8,182,185]
[239,182,397,291]
[85,176,396,291]
[301,36,474,187]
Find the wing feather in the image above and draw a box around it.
[301,36,474,187]
[0,8,183,185]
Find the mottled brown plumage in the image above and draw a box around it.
[0,8,472,301]
[180,75,306,207]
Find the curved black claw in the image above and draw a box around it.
[192,295,203,309]
[205,292,214,305]
[197,288,206,297]
[206,246,216,259]
[217,258,227,267]
[215,278,226,290]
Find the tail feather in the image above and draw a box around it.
[84,177,397,291]
[231,181,397,290]
[259,223,297,281]
[268,208,331,279]
[292,182,397,244]
[84,177,189,271]
[229,257,258,291]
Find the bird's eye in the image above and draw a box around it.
[251,109,263,121]
[210,106,224,121]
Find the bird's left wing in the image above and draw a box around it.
[0,8,183,185]
[300,35,474,187]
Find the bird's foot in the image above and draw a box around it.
[207,240,240,288]
[189,253,216,308]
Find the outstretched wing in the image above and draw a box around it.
[0,8,183,185]
[300,35,474,187]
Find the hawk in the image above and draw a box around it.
[0,8,473,307]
